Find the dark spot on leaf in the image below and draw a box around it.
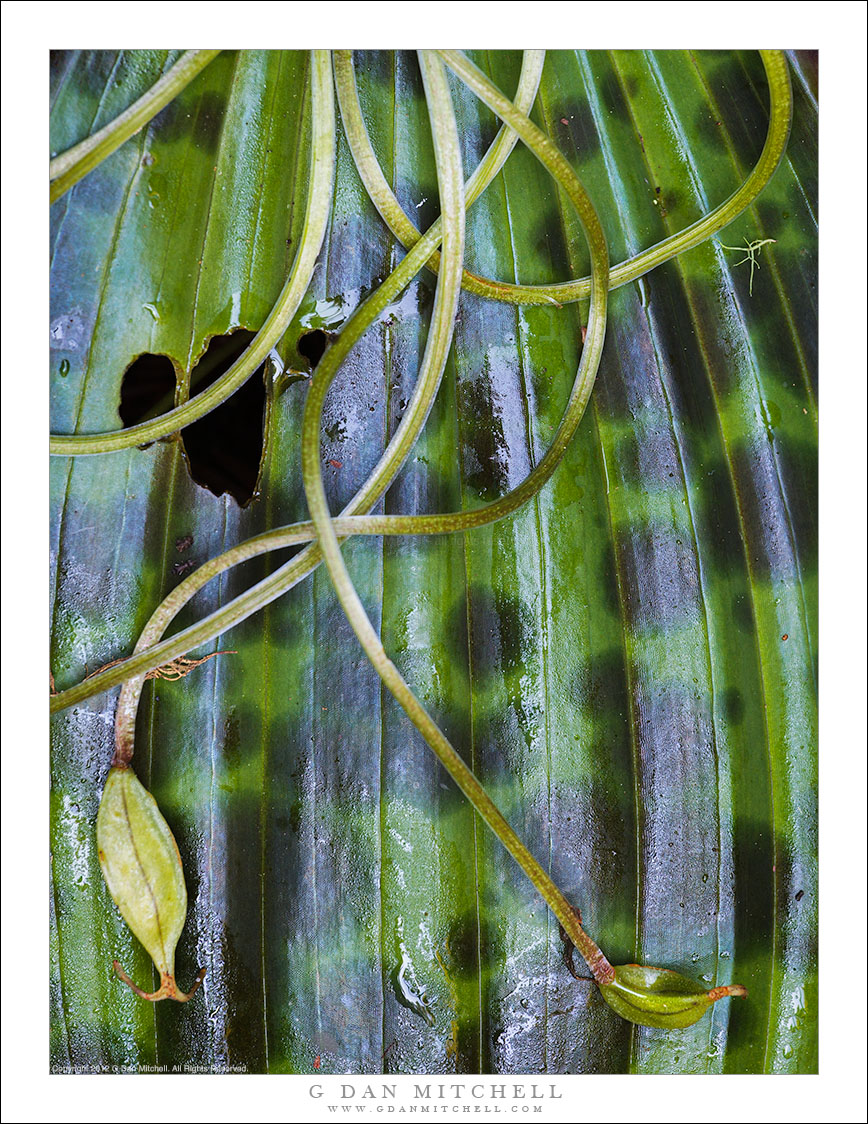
[720,686,745,726]
[658,186,682,218]
[550,96,601,164]
[193,91,228,152]
[694,107,725,150]
[414,278,434,312]
[709,67,767,171]
[467,587,534,683]
[596,544,622,621]
[443,597,471,672]
[730,438,801,581]
[456,378,510,501]
[694,452,750,574]
[599,61,636,124]
[446,908,500,990]
[720,807,776,1058]
[223,709,241,768]
[150,97,182,139]
[774,437,818,576]
[754,198,783,233]
[571,648,630,717]
[614,526,699,631]
[353,49,394,89]
[533,214,572,278]
[622,72,641,99]
[729,592,754,634]
[152,89,227,153]
[217,871,269,1066]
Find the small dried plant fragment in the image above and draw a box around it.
[96,767,204,1001]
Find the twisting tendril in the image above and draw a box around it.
[50,50,222,204]
[50,48,792,1024]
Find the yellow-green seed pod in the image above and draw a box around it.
[96,766,204,1002]
[599,963,747,1029]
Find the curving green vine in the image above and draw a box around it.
[50,50,222,203]
[49,48,816,1073]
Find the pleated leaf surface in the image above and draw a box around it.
[49,48,817,1074]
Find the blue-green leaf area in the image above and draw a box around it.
[50,49,817,1074]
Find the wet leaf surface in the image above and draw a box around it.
[50,49,817,1074]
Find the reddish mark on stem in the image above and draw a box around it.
[559,906,594,981]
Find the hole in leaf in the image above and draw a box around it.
[297,328,328,369]
[181,330,267,507]
[118,334,267,507]
[119,354,178,433]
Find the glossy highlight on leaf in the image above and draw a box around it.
[49,47,817,1074]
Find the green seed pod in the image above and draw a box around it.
[599,964,747,1029]
[96,766,204,1002]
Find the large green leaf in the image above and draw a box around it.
[49,49,817,1074]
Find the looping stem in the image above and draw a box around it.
[53,49,787,1008]
[339,50,792,305]
[302,48,614,985]
[50,50,335,457]
[49,50,793,715]
[49,50,565,716]
[50,50,221,202]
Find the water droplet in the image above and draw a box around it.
[59,359,70,377]
[50,308,86,350]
